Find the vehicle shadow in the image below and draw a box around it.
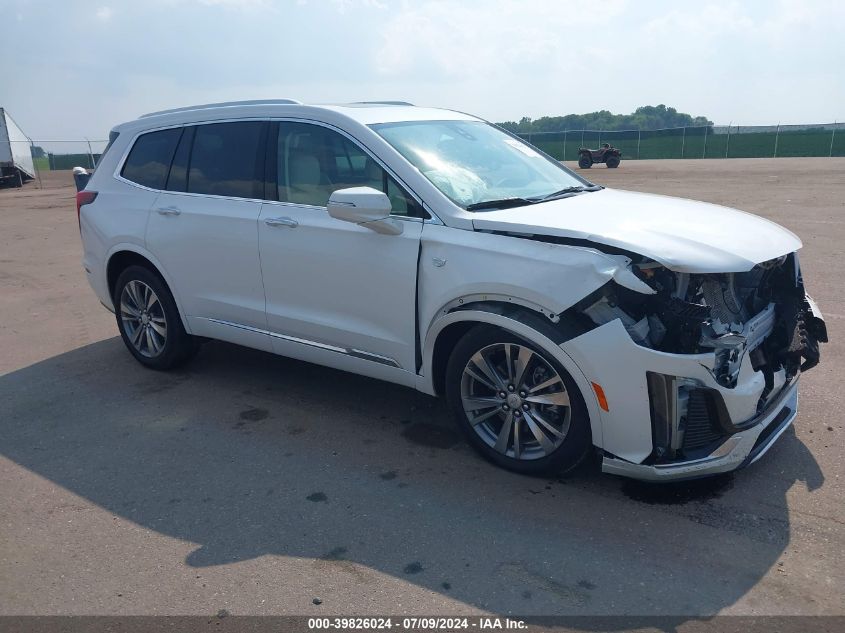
[0,338,824,620]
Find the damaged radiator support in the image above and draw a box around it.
[699,303,776,387]
[572,252,825,397]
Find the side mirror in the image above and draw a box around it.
[327,187,403,235]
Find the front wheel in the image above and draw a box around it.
[445,325,591,476]
[114,265,199,370]
[605,155,620,168]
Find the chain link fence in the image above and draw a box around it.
[1,139,107,188]
[28,139,108,171]
[3,124,844,190]
[516,122,845,161]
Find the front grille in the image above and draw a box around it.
[682,389,727,451]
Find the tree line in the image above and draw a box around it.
[498,104,713,133]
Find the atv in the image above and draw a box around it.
[578,143,621,169]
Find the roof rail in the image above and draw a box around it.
[349,101,415,106]
[140,99,301,119]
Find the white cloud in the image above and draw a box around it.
[376,0,628,78]
[195,0,272,9]
[95,6,113,21]
[295,0,387,10]
[2,0,843,138]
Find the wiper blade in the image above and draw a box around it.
[465,197,536,211]
[536,185,603,201]
[465,186,603,210]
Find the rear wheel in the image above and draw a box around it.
[578,155,592,169]
[606,155,620,168]
[114,265,198,370]
[445,325,591,476]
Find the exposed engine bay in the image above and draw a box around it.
[572,252,827,397]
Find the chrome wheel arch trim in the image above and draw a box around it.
[426,293,562,336]
[418,309,603,449]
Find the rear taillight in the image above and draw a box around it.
[76,190,97,229]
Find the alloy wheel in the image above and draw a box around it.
[119,280,167,358]
[460,342,571,460]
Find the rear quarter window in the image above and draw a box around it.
[91,130,120,172]
[120,128,182,189]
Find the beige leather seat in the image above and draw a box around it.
[286,149,330,206]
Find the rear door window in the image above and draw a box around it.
[120,128,181,189]
[187,121,265,199]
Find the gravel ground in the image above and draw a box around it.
[0,159,842,619]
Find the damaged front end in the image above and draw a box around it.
[565,251,827,473]
[578,252,826,393]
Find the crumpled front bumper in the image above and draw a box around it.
[601,379,798,481]
[559,293,825,481]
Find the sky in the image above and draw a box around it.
[1,0,843,149]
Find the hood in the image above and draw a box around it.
[470,188,802,273]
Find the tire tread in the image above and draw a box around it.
[113,265,198,370]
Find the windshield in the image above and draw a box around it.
[371,120,591,210]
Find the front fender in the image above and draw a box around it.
[417,309,605,451]
[418,223,646,340]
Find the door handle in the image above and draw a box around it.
[265,216,298,228]
[155,206,181,216]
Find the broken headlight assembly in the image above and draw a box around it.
[564,252,827,465]
[571,252,826,392]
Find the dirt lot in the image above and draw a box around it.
[1,159,843,619]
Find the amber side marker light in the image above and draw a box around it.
[591,382,609,412]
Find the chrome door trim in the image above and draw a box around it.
[113,118,271,199]
[113,116,443,224]
[199,317,402,369]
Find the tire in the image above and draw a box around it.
[445,325,591,476]
[605,155,620,168]
[113,265,199,370]
[578,155,592,169]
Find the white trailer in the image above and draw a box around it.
[0,108,36,187]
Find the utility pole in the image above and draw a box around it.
[29,139,43,189]
[831,122,837,157]
[85,137,95,169]
[725,122,732,158]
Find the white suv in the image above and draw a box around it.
[78,99,827,481]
